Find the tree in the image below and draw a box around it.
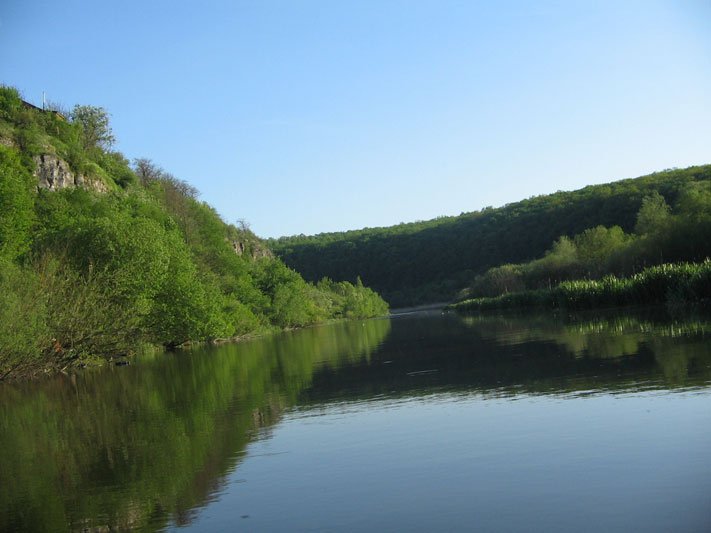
[70,105,115,150]
[132,157,163,186]
[635,192,670,236]
[676,183,711,222]
[526,236,580,287]
[574,225,629,276]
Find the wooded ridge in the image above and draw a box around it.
[269,165,711,307]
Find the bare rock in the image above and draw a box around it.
[0,136,15,148]
[33,154,108,193]
[34,154,77,190]
[230,239,273,260]
[232,240,246,255]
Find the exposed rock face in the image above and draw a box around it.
[0,136,15,148]
[231,239,273,260]
[34,154,75,190]
[86,177,109,193]
[252,247,273,260]
[33,154,108,193]
[232,240,247,255]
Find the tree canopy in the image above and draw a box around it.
[269,165,711,306]
[70,104,116,150]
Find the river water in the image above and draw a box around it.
[1,309,710,532]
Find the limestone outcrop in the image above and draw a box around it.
[33,154,108,193]
[231,238,273,260]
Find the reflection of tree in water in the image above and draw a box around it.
[460,308,711,387]
[301,309,711,405]
[1,310,709,531]
[0,318,391,533]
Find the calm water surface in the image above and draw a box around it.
[1,309,710,532]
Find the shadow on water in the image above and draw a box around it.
[0,308,710,531]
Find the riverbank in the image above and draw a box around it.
[0,314,391,383]
[449,261,711,313]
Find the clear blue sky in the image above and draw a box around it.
[2,0,710,238]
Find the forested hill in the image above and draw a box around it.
[269,165,711,306]
[0,86,388,379]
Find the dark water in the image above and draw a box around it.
[1,309,710,532]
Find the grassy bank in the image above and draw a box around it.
[449,261,711,313]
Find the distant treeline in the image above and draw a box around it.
[449,181,711,313]
[269,165,711,307]
[0,86,388,379]
[457,184,711,299]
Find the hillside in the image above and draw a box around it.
[0,86,388,379]
[269,165,711,306]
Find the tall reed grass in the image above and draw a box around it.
[450,260,711,313]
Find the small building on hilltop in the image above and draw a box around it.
[21,99,66,121]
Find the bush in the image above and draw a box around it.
[0,258,48,378]
[0,146,36,259]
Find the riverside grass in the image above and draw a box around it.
[449,261,711,312]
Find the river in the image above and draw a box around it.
[1,308,709,531]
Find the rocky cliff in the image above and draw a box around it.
[33,154,108,193]
[231,236,273,260]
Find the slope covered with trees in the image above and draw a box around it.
[0,86,388,379]
[270,165,711,306]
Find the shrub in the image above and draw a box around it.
[0,258,48,378]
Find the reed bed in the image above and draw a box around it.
[450,260,711,313]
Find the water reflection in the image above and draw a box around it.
[0,309,709,531]
[0,319,391,532]
[302,309,711,405]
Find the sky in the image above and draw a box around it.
[1,1,710,238]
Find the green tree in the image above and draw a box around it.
[271,280,315,327]
[676,182,711,221]
[574,225,630,277]
[70,105,116,150]
[635,192,671,236]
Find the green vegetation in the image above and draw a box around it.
[0,86,388,379]
[458,186,711,300]
[450,261,711,312]
[269,165,711,307]
[449,181,711,312]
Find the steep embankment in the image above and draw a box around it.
[0,86,388,380]
[270,165,711,306]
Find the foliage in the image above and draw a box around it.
[316,277,390,319]
[451,261,711,313]
[270,165,711,306]
[0,145,35,259]
[573,225,630,277]
[70,104,116,151]
[0,253,148,378]
[40,256,145,363]
[635,191,670,236]
[0,85,390,378]
[454,183,711,304]
[0,86,24,121]
[97,151,137,187]
[0,257,48,378]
